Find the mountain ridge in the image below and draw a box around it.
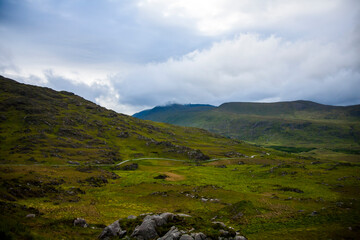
[133,101,360,151]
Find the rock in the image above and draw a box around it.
[122,163,139,171]
[73,218,88,227]
[26,214,36,218]
[310,211,318,216]
[216,165,227,168]
[131,213,175,240]
[67,161,80,165]
[219,229,230,237]
[154,174,168,180]
[212,221,227,228]
[234,236,247,240]
[158,226,181,240]
[191,232,207,240]
[176,213,192,218]
[179,234,193,240]
[131,217,158,240]
[98,220,122,239]
[127,215,137,219]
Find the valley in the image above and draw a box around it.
[0,76,359,239]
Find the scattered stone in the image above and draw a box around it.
[67,161,80,165]
[311,161,322,165]
[179,234,193,240]
[154,174,169,180]
[158,226,181,240]
[212,221,227,228]
[122,163,139,171]
[310,211,318,216]
[127,215,137,219]
[234,236,247,240]
[131,213,175,240]
[216,165,227,168]
[219,229,230,237]
[73,218,88,228]
[191,232,207,240]
[277,187,304,193]
[176,213,192,218]
[26,214,36,218]
[238,161,245,165]
[98,220,123,239]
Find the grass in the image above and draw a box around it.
[1,76,360,239]
[1,157,359,239]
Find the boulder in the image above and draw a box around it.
[191,232,207,240]
[158,226,181,240]
[127,215,137,219]
[26,214,36,218]
[131,213,175,240]
[212,221,227,228]
[179,234,194,240]
[131,217,158,240]
[73,218,88,228]
[234,236,247,240]
[98,220,122,239]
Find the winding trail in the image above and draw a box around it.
[0,157,243,167]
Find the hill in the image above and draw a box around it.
[133,101,360,155]
[0,76,265,165]
[0,76,359,240]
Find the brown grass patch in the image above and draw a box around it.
[163,172,185,181]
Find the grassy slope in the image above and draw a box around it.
[1,76,359,239]
[0,76,268,165]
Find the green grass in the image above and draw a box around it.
[1,157,359,239]
[1,76,360,239]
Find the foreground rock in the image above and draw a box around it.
[98,212,247,240]
[131,212,175,240]
[98,220,126,239]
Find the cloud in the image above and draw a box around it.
[136,0,359,38]
[113,33,360,111]
[0,0,359,115]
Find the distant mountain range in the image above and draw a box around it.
[134,101,360,153]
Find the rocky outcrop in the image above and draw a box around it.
[97,212,247,240]
[158,226,181,240]
[131,212,175,240]
[98,220,126,239]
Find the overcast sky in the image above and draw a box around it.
[1,0,359,114]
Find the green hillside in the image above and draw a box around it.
[133,101,360,156]
[0,76,266,165]
[0,76,359,239]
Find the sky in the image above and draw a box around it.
[0,0,359,115]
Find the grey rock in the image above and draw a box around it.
[131,217,158,240]
[158,226,181,240]
[176,213,192,218]
[73,218,88,227]
[219,230,230,237]
[212,221,227,228]
[127,215,137,219]
[234,236,247,240]
[98,220,122,239]
[191,232,207,240]
[132,213,174,240]
[26,214,36,218]
[179,234,194,240]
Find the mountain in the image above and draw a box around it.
[0,76,265,165]
[133,101,360,154]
